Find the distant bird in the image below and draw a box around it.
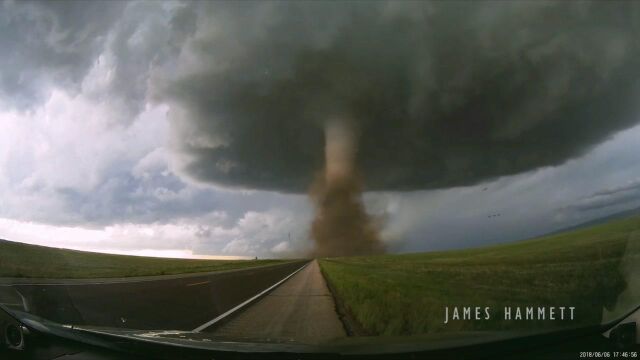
[482,187,488,191]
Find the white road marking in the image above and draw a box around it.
[186,281,210,287]
[192,262,309,333]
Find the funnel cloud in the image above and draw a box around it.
[310,121,384,256]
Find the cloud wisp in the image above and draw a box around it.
[564,179,640,213]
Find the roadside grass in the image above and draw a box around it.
[320,216,640,336]
[0,239,289,278]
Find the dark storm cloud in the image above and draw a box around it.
[0,1,185,123]
[163,1,640,193]
[0,0,125,108]
[87,2,196,124]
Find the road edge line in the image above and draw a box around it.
[191,261,310,333]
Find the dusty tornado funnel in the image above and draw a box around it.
[309,120,385,257]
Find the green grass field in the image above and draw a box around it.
[0,240,289,278]
[320,215,640,336]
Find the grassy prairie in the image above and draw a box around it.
[0,239,289,278]
[320,216,640,336]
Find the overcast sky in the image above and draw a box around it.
[1,1,640,258]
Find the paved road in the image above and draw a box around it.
[0,261,307,331]
[208,260,347,344]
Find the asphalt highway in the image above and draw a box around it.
[2,261,307,331]
[208,260,347,344]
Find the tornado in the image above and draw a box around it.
[161,2,640,256]
[309,120,385,257]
